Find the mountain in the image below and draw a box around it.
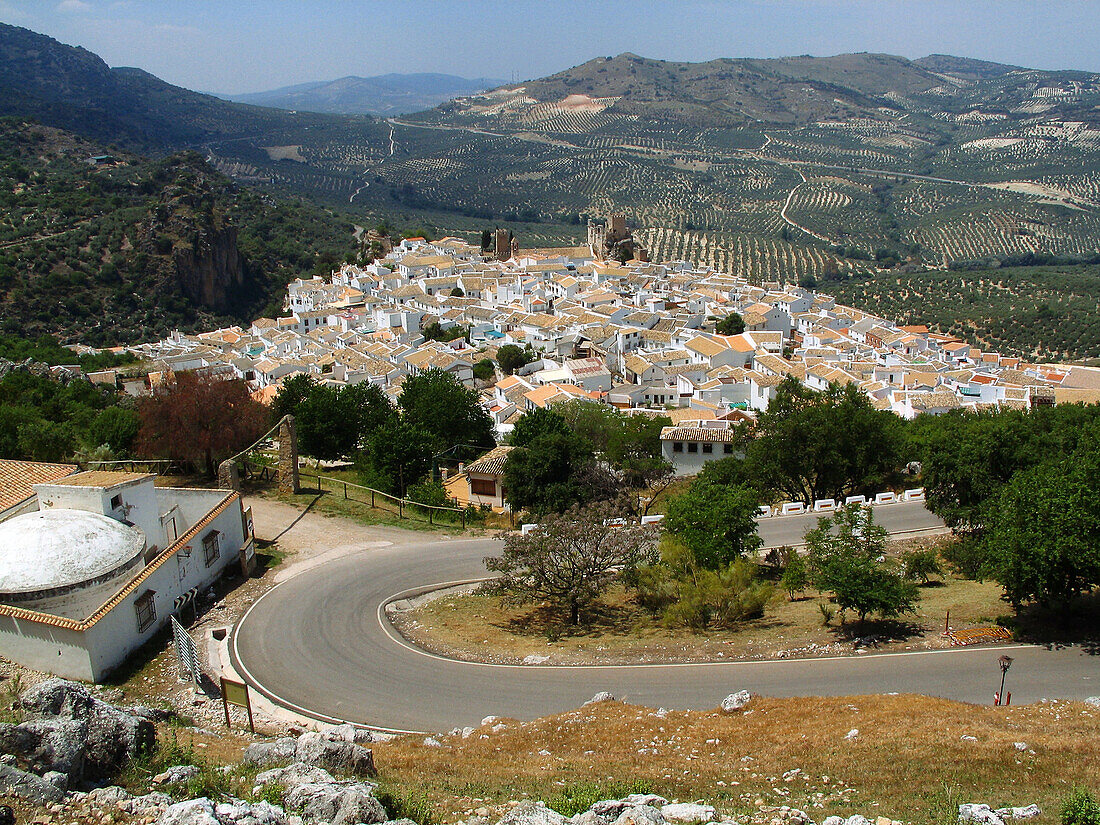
[0,22,381,152]
[224,73,504,116]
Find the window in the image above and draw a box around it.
[723,444,734,454]
[135,590,157,632]
[470,477,497,497]
[110,494,122,509]
[687,443,698,454]
[702,444,713,454]
[672,442,683,453]
[202,530,221,567]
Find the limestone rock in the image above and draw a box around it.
[85,786,133,808]
[822,817,843,825]
[1085,697,1100,708]
[612,805,665,825]
[661,804,716,824]
[498,802,569,825]
[123,793,175,818]
[0,762,65,803]
[244,738,298,766]
[583,692,615,706]
[994,806,1041,820]
[255,762,336,788]
[283,781,386,825]
[0,679,155,781]
[958,804,1005,825]
[720,691,752,712]
[155,765,202,785]
[843,816,870,825]
[294,731,377,776]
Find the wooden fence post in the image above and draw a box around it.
[343,482,347,499]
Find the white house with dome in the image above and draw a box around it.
[0,465,252,682]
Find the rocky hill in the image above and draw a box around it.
[0,120,356,345]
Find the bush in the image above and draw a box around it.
[407,479,454,509]
[940,536,988,580]
[902,547,944,583]
[1062,788,1100,825]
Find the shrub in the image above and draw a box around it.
[1063,788,1100,825]
[902,547,944,583]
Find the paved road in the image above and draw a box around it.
[231,502,1096,733]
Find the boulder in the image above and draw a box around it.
[283,781,386,825]
[1001,806,1041,820]
[571,812,608,825]
[256,762,336,788]
[326,724,373,745]
[42,770,68,794]
[822,817,843,825]
[720,691,751,712]
[123,793,175,818]
[1085,697,1100,708]
[958,804,1005,825]
[214,799,286,825]
[583,692,615,707]
[155,764,202,785]
[159,798,222,825]
[498,802,569,825]
[843,817,870,825]
[244,738,299,766]
[0,762,65,803]
[623,796,668,809]
[85,786,134,808]
[612,806,665,825]
[0,679,155,782]
[294,732,377,776]
[661,804,716,824]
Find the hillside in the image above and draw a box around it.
[0,119,356,345]
[224,73,503,116]
[0,22,386,153]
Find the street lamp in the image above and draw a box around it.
[997,655,1014,705]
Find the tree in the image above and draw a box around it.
[358,419,435,495]
[782,551,808,600]
[663,481,761,569]
[87,406,140,455]
[503,433,600,515]
[399,368,494,453]
[472,358,495,382]
[901,548,943,584]
[485,499,658,625]
[804,505,919,623]
[715,312,745,336]
[747,377,904,505]
[497,344,531,375]
[291,380,394,461]
[136,371,268,476]
[271,373,316,422]
[510,407,570,447]
[981,436,1100,611]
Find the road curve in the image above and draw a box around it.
[231,503,1096,732]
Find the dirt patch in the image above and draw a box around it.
[262,145,305,162]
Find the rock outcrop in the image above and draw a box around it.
[0,679,155,782]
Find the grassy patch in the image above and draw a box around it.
[367,696,1100,824]
[397,546,1010,665]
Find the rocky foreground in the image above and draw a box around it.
[0,681,1056,825]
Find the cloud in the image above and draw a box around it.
[57,0,93,12]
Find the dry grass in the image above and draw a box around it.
[396,547,1011,665]
[368,695,1100,824]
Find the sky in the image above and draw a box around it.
[1,0,1099,94]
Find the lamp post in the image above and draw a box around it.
[997,655,1014,705]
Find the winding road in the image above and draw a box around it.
[231,501,1097,733]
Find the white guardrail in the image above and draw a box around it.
[757,488,923,519]
[521,490,926,533]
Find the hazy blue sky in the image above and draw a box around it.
[2,0,1098,93]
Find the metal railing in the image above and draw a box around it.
[297,471,468,528]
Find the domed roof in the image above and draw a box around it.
[0,509,146,598]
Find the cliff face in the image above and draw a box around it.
[172,223,245,312]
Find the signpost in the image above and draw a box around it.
[220,677,255,733]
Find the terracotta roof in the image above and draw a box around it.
[43,471,153,488]
[0,460,78,512]
[466,445,515,477]
[660,425,737,443]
